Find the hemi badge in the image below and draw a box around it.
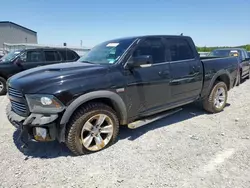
[116,88,125,93]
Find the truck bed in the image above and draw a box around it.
[200,56,238,97]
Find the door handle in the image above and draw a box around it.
[159,70,170,77]
[192,66,200,72]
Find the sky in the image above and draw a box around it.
[0,0,250,48]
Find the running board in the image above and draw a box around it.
[128,107,182,129]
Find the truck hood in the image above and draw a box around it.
[8,61,109,93]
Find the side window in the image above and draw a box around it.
[44,51,61,62]
[59,50,77,61]
[244,50,248,58]
[58,50,67,61]
[167,38,195,61]
[20,51,43,62]
[240,50,246,60]
[67,51,77,61]
[133,38,165,64]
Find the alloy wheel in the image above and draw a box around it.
[80,114,114,151]
[214,87,226,109]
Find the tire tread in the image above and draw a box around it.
[203,81,228,113]
[65,102,119,155]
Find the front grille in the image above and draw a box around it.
[10,100,27,114]
[8,87,23,98]
[8,87,28,116]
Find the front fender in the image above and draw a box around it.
[58,90,127,142]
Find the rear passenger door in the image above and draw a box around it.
[166,37,203,104]
[43,50,62,65]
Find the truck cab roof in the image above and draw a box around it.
[110,35,192,41]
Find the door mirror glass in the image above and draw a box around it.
[127,55,153,69]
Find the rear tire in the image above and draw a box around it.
[0,77,7,95]
[236,72,241,86]
[65,102,119,155]
[203,81,228,113]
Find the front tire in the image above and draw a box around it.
[0,77,7,95]
[203,81,228,113]
[65,102,119,155]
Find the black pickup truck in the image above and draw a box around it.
[6,35,238,155]
[0,48,80,95]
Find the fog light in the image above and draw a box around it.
[33,127,51,141]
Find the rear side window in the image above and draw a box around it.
[243,50,249,59]
[240,50,246,60]
[44,51,61,62]
[167,38,195,61]
[58,50,77,61]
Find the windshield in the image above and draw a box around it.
[0,50,21,62]
[78,38,136,64]
[208,49,239,57]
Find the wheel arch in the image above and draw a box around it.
[0,72,8,80]
[58,90,128,142]
[208,70,231,93]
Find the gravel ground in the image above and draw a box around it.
[0,80,250,188]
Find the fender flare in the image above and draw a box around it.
[60,90,127,125]
[58,90,128,142]
[58,90,127,142]
[208,69,231,93]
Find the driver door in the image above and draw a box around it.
[124,37,171,118]
[18,50,44,70]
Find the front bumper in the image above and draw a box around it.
[6,103,59,141]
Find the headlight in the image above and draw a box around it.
[25,94,65,113]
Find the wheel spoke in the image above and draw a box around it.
[83,134,94,148]
[217,88,224,95]
[218,96,225,101]
[94,134,105,149]
[214,99,218,105]
[214,100,219,107]
[83,121,94,132]
[96,114,107,126]
[100,125,113,134]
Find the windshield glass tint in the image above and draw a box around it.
[78,38,135,64]
[0,50,21,62]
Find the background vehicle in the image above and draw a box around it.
[208,48,250,84]
[0,48,80,95]
[6,35,238,155]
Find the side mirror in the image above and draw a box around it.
[127,55,153,69]
[13,57,23,66]
[245,57,250,61]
